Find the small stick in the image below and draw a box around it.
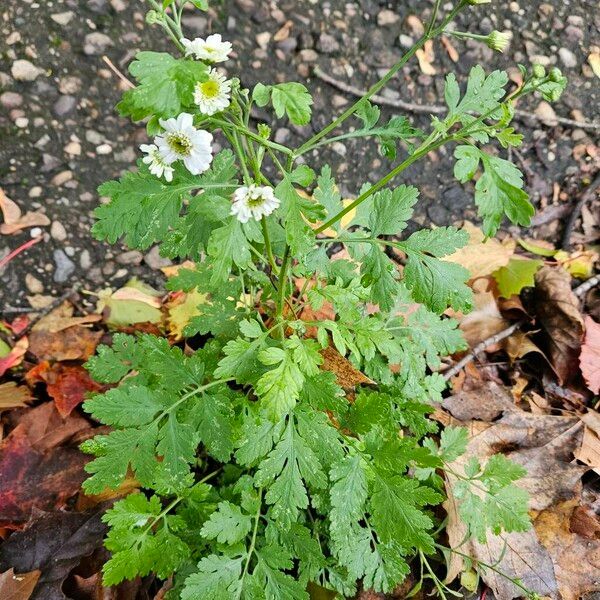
[561,173,600,250]
[0,236,42,271]
[442,321,523,381]
[313,67,600,132]
[102,55,135,89]
[574,273,600,298]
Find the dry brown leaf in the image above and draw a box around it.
[440,35,459,62]
[31,301,102,334]
[580,316,600,393]
[574,425,600,475]
[441,382,588,599]
[0,382,32,411]
[444,222,515,279]
[589,52,600,79]
[503,330,547,363]
[533,266,585,384]
[0,188,21,224]
[459,287,508,348]
[416,39,436,75]
[534,500,600,600]
[0,187,50,234]
[29,326,103,362]
[273,20,293,42]
[320,345,374,390]
[0,568,41,600]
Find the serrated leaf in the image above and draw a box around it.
[200,501,252,544]
[492,257,543,298]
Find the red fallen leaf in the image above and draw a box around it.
[580,316,600,394]
[0,337,28,377]
[0,403,91,528]
[0,568,41,600]
[0,509,106,600]
[8,401,90,453]
[26,362,102,417]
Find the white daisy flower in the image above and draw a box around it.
[180,34,232,63]
[155,112,213,176]
[230,185,280,223]
[486,30,511,53]
[140,143,174,182]
[194,68,231,116]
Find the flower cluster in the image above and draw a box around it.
[139,35,233,180]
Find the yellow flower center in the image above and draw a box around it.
[247,196,265,208]
[200,80,220,99]
[167,133,192,156]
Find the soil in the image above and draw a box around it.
[1,0,599,312]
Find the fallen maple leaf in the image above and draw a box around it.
[0,568,41,600]
[580,316,600,394]
[26,362,102,417]
[533,266,585,384]
[0,508,107,600]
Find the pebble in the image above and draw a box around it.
[11,59,42,82]
[96,143,112,155]
[144,246,171,269]
[0,92,22,109]
[398,34,414,48]
[50,11,74,25]
[377,9,400,27]
[6,32,21,45]
[83,32,114,56]
[558,47,577,69]
[51,170,73,186]
[317,33,339,54]
[53,95,77,116]
[256,32,271,49]
[274,128,291,144]
[25,274,44,294]
[28,186,42,198]
[53,249,76,283]
[59,76,82,94]
[299,49,318,62]
[80,250,92,270]
[64,141,82,156]
[50,220,68,241]
[116,250,143,265]
[534,101,558,126]
[85,129,104,145]
[15,117,29,128]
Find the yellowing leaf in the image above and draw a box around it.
[166,289,209,340]
[97,279,163,328]
[444,221,515,279]
[518,238,556,257]
[554,249,598,280]
[493,257,543,298]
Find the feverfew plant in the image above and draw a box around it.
[83,0,567,597]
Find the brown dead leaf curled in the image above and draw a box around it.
[0,187,50,235]
[533,266,584,384]
[0,382,32,412]
[320,345,374,391]
[416,39,436,75]
[458,286,508,348]
[580,316,600,394]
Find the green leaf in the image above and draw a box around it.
[191,392,236,462]
[117,51,207,121]
[492,257,543,298]
[200,501,252,544]
[454,145,533,237]
[94,152,237,251]
[206,217,253,285]
[400,227,472,313]
[85,333,143,383]
[254,82,313,125]
[361,245,399,312]
[255,418,326,529]
[367,185,418,237]
[182,555,243,600]
[314,165,343,232]
[439,426,468,462]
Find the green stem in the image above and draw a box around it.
[237,488,263,598]
[211,117,294,156]
[295,1,466,156]
[276,245,291,328]
[261,216,279,275]
[314,135,448,234]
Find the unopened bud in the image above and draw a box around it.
[532,64,546,79]
[548,67,563,82]
[486,30,510,53]
[145,9,159,24]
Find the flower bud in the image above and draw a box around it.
[532,64,546,79]
[548,67,563,82]
[145,9,159,24]
[486,30,510,53]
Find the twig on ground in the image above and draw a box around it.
[561,173,600,250]
[313,67,600,132]
[102,55,135,89]
[0,236,43,271]
[443,275,599,379]
[574,273,600,298]
[442,321,523,381]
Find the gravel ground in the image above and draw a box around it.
[1,0,599,311]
